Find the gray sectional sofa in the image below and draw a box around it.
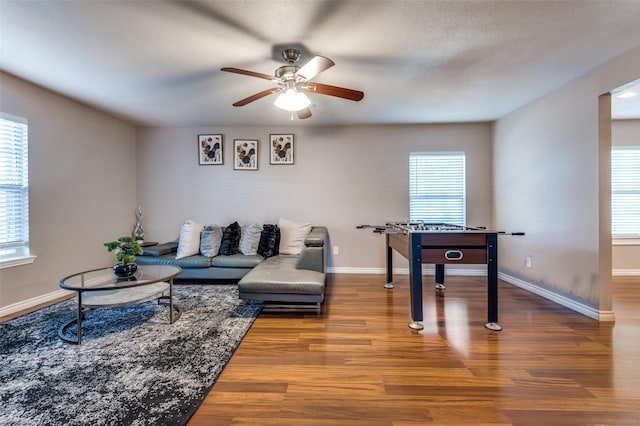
[136,226,329,309]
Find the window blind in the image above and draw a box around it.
[612,147,640,238]
[0,115,29,261]
[409,152,465,225]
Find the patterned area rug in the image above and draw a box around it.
[0,285,262,426]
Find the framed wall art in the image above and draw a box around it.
[233,139,259,170]
[198,134,223,165]
[269,134,294,165]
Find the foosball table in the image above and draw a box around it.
[359,222,523,331]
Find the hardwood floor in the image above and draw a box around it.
[188,274,640,426]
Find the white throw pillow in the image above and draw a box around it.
[239,222,263,256]
[278,217,311,255]
[176,219,204,259]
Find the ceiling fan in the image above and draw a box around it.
[221,48,364,119]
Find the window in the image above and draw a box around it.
[409,152,466,225]
[0,113,31,266]
[611,147,640,239]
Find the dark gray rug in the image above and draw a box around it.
[0,285,262,426]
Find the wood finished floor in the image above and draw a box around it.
[188,274,640,426]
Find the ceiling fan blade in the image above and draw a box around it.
[221,67,275,81]
[295,56,335,81]
[297,108,312,119]
[305,82,364,102]
[232,88,280,107]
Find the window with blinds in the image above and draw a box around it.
[0,114,30,262]
[612,147,640,238]
[409,152,466,225]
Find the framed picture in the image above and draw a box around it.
[269,134,294,165]
[198,134,223,165]
[233,139,259,170]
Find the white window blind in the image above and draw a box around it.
[0,114,30,261]
[409,152,466,225]
[612,147,640,238]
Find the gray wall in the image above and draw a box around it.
[0,72,137,310]
[136,123,493,272]
[612,119,640,274]
[493,45,640,317]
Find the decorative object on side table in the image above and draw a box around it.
[104,236,143,278]
[270,134,294,164]
[132,206,145,241]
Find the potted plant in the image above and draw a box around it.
[104,236,144,278]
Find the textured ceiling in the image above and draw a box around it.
[1,0,639,127]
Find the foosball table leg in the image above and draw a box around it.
[385,234,394,289]
[485,322,503,331]
[409,321,424,330]
[434,264,446,290]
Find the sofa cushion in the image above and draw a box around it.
[176,219,204,259]
[239,222,263,256]
[136,253,211,268]
[142,241,178,257]
[238,256,324,296]
[219,221,241,256]
[304,227,326,247]
[257,224,280,258]
[200,225,222,257]
[210,253,265,268]
[278,217,311,255]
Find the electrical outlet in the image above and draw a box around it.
[525,256,532,268]
[333,246,339,255]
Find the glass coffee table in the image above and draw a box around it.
[58,264,182,344]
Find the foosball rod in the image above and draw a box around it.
[475,226,525,236]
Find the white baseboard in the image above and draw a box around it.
[328,267,386,274]
[0,289,73,318]
[498,272,611,321]
[0,272,111,319]
[327,266,486,276]
[612,269,640,276]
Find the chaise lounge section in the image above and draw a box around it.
[238,226,328,309]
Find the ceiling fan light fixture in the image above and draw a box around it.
[274,88,311,112]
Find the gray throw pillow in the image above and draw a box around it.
[200,225,222,257]
[239,222,263,256]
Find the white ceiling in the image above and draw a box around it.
[1,0,639,127]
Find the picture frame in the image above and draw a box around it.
[269,134,295,165]
[233,139,259,170]
[198,134,223,165]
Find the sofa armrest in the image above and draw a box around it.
[142,241,178,257]
[304,226,327,247]
[296,226,328,273]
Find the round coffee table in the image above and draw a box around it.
[58,264,182,344]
